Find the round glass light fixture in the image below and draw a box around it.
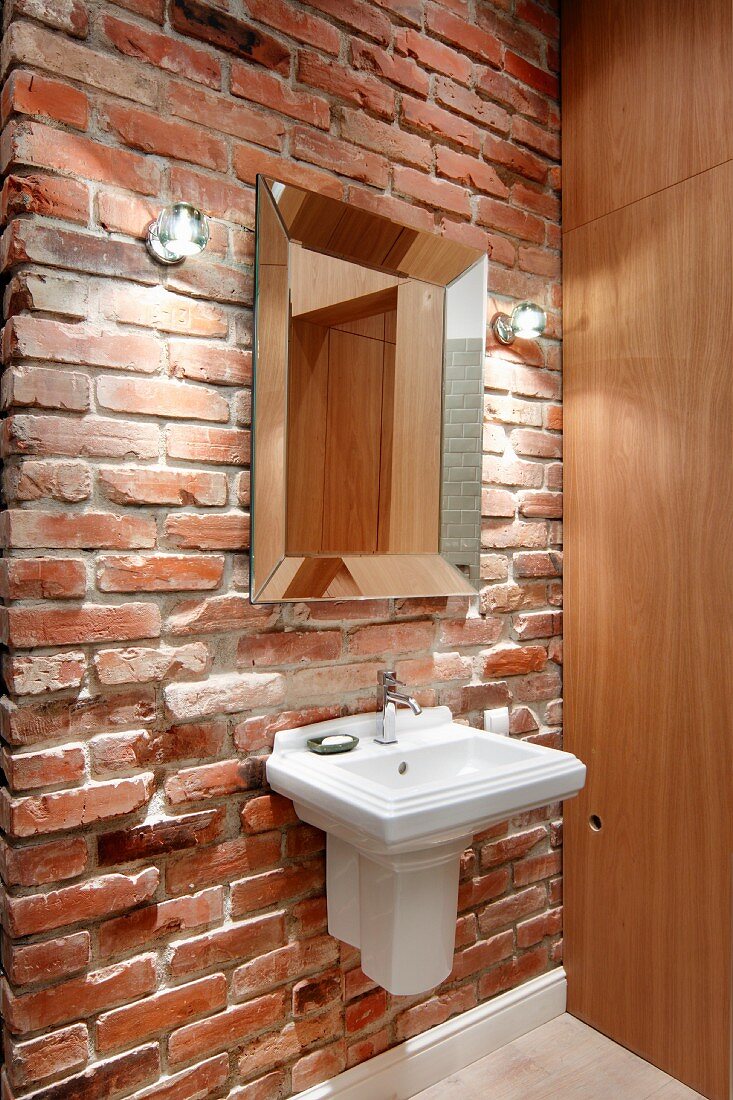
[146,202,210,265]
[492,300,547,345]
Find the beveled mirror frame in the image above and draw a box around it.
[251,175,487,603]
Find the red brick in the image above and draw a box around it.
[2,955,157,1035]
[169,165,255,226]
[291,126,389,188]
[165,594,272,636]
[130,1056,230,1100]
[504,51,558,99]
[99,284,227,337]
[3,931,90,986]
[3,315,161,372]
[395,652,472,684]
[402,95,479,151]
[237,1007,340,1080]
[97,974,227,1052]
[483,644,547,676]
[231,861,325,917]
[518,490,562,518]
[4,416,159,465]
[4,0,89,37]
[395,985,476,1041]
[394,165,470,216]
[94,643,209,685]
[458,867,510,911]
[348,185,434,231]
[0,557,86,600]
[248,0,340,52]
[97,376,228,423]
[0,835,88,888]
[100,103,227,170]
[346,1028,389,1070]
[103,13,221,87]
[232,142,342,198]
[513,851,562,886]
[91,721,225,774]
[1,688,156,747]
[231,64,330,129]
[5,602,160,648]
[4,646,84,700]
[167,80,284,150]
[166,424,248,465]
[395,27,472,82]
[478,944,549,1000]
[438,617,504,646]
[237,630,342,668]
[341,109,430,169]
[98,810,224,866]
[347,620,434,657]
[170,911,285,978]
[99,887,223,957]
[345,989,387,1034]
[166,834,281,895]
[435,146,508,197]
[233,705,341,752]
[517,907,562,948]
[232,936,338,1000]
[2,774,154,840]
[1,742,85,789]
[3,22,158,105]
[292,969,341,1017]
[168,990,286,1066]
[3,364,89,413]
[296,48,397,119]
[169,341,252,386]
[4,118,160,193]
[165,758,264,805]
[6,1024,88,1091]
[1,70,88,130]
[14,1046,161,1099]
[512,115,560,160]
[351,38,429,96]
[241,795,298,834]
[97,553,224,592]
[164,511,250,552]
[513,611,562,639]
[1,173,89,225]
[169,0,291,72]
[478,883,547,935]
[292,1042,347,1093]
[426,3,502,65]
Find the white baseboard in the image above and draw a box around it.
[296,967,567,1100]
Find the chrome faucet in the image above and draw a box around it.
[375,669,422,745]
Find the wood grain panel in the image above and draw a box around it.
[562,0,733,230]
[286,320,329,554]
[382,281,444,553]
[564,164,733,1100]
[258,553,476,601]
[322,329,384,553]
[252,184,289,598]
[289,244,399,318]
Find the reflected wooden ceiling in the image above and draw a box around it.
[263,176,483,287]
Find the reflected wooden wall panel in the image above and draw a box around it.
[286,320,329,553]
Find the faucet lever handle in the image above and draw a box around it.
[379,669,401,687]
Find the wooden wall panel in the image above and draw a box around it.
[562,0,733,230]
[322,329,384,552]
[564,164,733,1100]
[286,320,329,554]
[381,281,444,553]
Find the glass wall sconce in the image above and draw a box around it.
[146,202,210,265]
[492,300,547,344]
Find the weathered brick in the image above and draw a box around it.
[169,0,291,71]
[94,643,209,685]
[97,974,227,1052]
[2,774,155,839]
[97,375,229,422]
[0,557,86,600]
[103,13,221,87]
[4,415,159,462]
[99,468,227,508]
[99,887,223,956]
[0,835,88,887]
[5,602,160,647]
[170,911,285,978]
[168,990,286,1066]
[98,553,224,592]
[164,513,250,551]
[231,861,325,917]
[296,51,394,119]
[91,721,226,774]
[1,688,156,746]
[1,69,88,130]
[166,834,281,895]
[6,1024,88,1091]
[3,459,91,504]
[3,930,90,986]
[1,741,85,789]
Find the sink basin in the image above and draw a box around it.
[267,706,585,994]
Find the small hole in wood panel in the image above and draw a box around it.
[589,814,603,832]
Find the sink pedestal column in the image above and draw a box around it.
[326,834,468,995]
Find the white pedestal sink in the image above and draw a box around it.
[266,706,585,995]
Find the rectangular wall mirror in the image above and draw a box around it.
[251,176,487,603]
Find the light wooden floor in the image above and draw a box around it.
[412,1015,704,1099]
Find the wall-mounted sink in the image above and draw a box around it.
[266,706,585,995]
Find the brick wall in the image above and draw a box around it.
[0,0,562,1096]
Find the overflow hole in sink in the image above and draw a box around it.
[398,761,408,775]
[589,814,603,831]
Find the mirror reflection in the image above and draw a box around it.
[252,177,486,603]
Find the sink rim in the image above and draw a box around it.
[267,705,585,819]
